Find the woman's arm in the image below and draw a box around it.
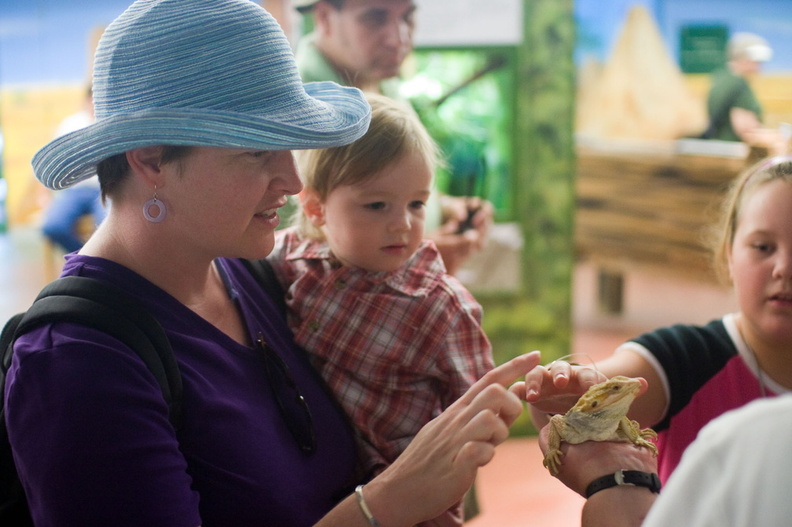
[537,426,659,527]
[582,487,657,527]
[592,349,668,427]
[516,346,667,431]
[513,357,606,430]
[7,329,200,526]
[316,352,541,526]
[730,106,763,142]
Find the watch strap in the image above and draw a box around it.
[585,470,662,498]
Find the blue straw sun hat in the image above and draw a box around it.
[33,0,371,190]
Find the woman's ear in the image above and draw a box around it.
[126,146,165,188]
[300,189,326,227]
[313,2,334,36]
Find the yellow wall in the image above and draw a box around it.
[1,85,86,226]
[684,73,792,128]
[1,73,790,227]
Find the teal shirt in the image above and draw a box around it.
[295,32,344,85]
[706,69,763,142]
[295,32,404,101]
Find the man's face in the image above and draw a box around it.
[316,0,416,88]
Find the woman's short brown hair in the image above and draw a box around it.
[96,146,192,200]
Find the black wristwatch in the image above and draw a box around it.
[585,470,662,498]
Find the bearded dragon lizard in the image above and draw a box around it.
[543,375,658,475]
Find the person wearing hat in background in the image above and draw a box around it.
[292,0,494,276]
[704,32,786,152]
[3,1,538,525]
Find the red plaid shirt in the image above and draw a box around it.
[269,228,494,474]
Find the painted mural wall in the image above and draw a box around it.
[576,0,792,74]
[1,0,790,225]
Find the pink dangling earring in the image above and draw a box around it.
[143,187,167,223]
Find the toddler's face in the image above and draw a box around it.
[319,151,432,272]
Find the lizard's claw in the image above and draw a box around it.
[636,430,659,456]
[543,450,563,475]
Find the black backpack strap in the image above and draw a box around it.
[0,277,183,526]
[0,313,32,525]
[2,277,183,430]
[241,258,287,317]
[0,314,24,374]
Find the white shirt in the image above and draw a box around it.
[643,394,792,526]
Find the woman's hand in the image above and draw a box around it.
[357,351,541,526]
[537,426,659,527]
[537,425,657,497]
[430,196,494,275]
[510,359,606,429]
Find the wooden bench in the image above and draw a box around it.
[574,139,757,312]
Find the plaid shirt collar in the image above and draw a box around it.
[284,236,448,297]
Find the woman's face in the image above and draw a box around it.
[163,147,302,259]
[729,178,792,346]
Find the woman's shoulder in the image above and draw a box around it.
[619,317,737,384]
[623,317,738,403]
[631,317,732,352]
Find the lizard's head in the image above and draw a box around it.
[570,375,642,417]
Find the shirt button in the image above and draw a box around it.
[308,320,320,332]
[334,279,346,290]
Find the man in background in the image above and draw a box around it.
[292,0,493,276]
[705,32,785,150]
[294,0,413,97]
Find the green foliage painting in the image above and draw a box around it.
[402,49,516,221]
[403,1,575,436]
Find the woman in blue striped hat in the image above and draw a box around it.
[4,1,536,525]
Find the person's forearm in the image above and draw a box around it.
[316,493,376,526]
[316,490,403,527]
[319,353,540,526]
[581,487,657,527]
[316,476,422,526]
[730,107,763,142]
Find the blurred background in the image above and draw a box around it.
[1,1,789,524]
[1,0,790,414]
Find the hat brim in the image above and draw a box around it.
[33,82,371,190]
